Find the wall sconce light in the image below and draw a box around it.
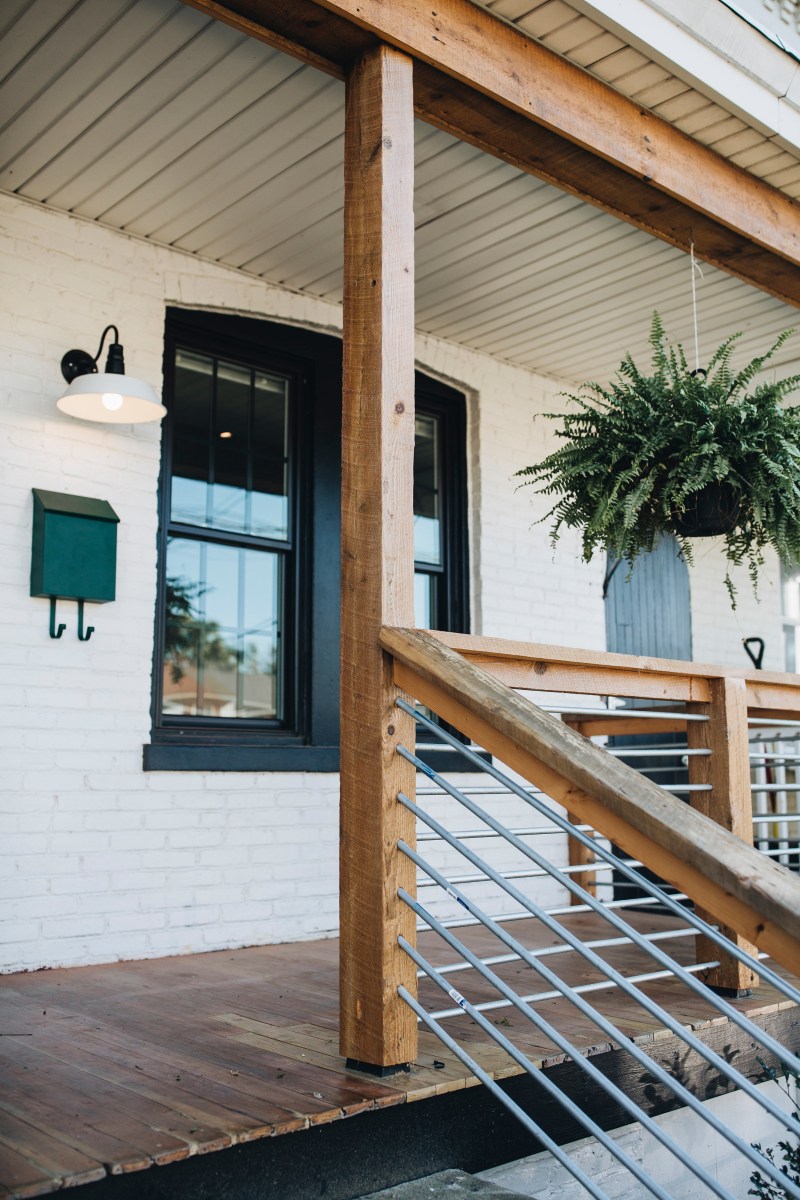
[58,324,166,424]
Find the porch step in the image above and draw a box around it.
[358,1168,527,1199]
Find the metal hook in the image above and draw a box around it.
[49,596,66,639]
[743,637,764,670]
[77,599,94,642]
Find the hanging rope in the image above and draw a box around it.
[690,241,704,373]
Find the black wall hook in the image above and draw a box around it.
[743,637,765,670]
[49,596,66,639]
[77,599,94,642]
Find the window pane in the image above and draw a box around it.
[415,571,437,628]
[162,538,281,720]
[171,351,212,526]
[414,413,441,565]
[252,371,289,540]
[170,351,290,540]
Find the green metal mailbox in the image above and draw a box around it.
[31,490,120,640]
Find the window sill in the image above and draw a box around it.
[143,744,340,772]
[142,744,490,774]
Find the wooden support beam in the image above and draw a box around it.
[339,45,418,1071]
[382,627,800,976]
[431,632,800,716]
[687,679,759,993]
[181,0,800,305]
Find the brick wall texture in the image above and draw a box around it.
[0,193,786,971]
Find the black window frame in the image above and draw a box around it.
[145,310,469,772]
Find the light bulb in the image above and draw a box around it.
[102,392,124,411]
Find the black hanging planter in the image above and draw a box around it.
[672,481,741,538]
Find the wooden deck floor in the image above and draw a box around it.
[0,912,796,1199]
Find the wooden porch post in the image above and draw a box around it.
[687,677,759,993]
[339,43,418,1071]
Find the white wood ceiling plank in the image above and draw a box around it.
[124,75,342,240]
[487,1,553,20]
[173,127,344,257]
[415,155,515,226]
[464,242,683,354]
[607,61,672,97]
[533,291,794,382]
[541,15,603,55]
[87,46,298,223]
[762,162,800,188]
[0,0,135,132]
[23,16,242,206]
[415,177,555,264]
[516,0,581,38]
[414,193,592,311]
[415,138,495,192]
[671,101,734,138]
[710,126,771,157]
[629,76,691,108]
[0,0,196,189]
[588,46,650,85]
[413,124,455,167]
[244,210,343,284]
[0,0,86,89]
[652,89,716,122]
[429,231,671,346]
[230,169,345,267]
[730,142,798,171]
[511,271,779,368]
[417,214,636,330]
[416,209,622,326]
[693,115,749,148]
[565,30,626,68]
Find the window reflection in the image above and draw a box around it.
[414,413,440,566]
[163,539,280,719]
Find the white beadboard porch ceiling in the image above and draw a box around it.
[4,0,800,383]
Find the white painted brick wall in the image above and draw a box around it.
[0,193,789,972]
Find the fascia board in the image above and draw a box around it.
[566,0,800,150]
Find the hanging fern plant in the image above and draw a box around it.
[516,313,800,604]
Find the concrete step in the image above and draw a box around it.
[358,1168,528,1199]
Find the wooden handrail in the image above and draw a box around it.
[381,626,800,977]
[430,631,800,716]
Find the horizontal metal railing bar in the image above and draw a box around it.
[416,824,581,841]
[606,747,707,758]
[751,783,800,793]
[416,860,620,888]
[400,891,794,1200]
[540,706,709,721]
[749,718,800,728]
[427,961,719,1018]
[398,699,800,1009]
[401,940,691,1200]
[400,838,800,1158]
[398,988,616,1200]
[658,783,713,792]
[751,814,800,823]
[415,893,676,932]
[427,927,702,977]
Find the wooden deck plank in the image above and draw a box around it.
[1,918,797,1199]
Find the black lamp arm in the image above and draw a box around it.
[93,325,120,365]
[61,325,124,383]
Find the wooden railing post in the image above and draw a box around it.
[687,677,759,993]
[339,43,418,1071]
